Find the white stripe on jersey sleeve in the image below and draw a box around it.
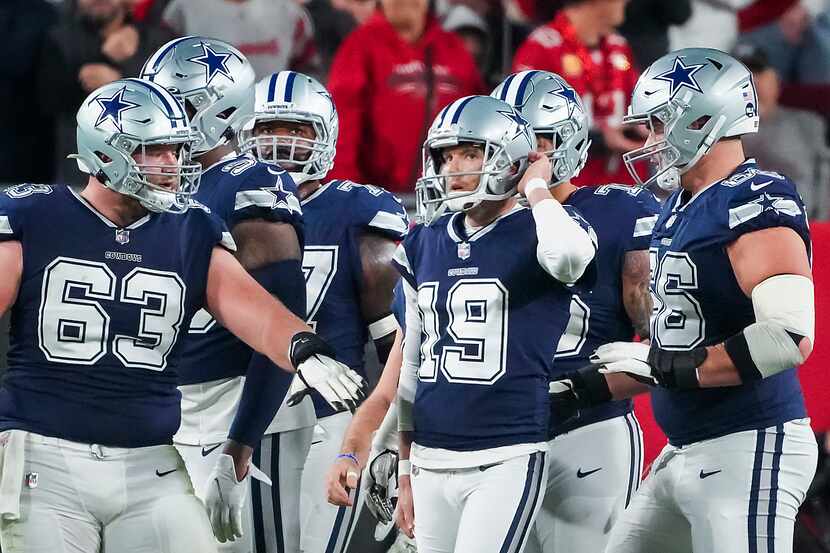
[0,216,11,234]
[368,211,409,236]
[234,189,301,215]
[220,232,237,252]
[632,215,659,237]
[728,197,801,229]
[392,243,414,278]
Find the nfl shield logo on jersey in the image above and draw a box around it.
[115,229,130,245]
[457,242,471,260]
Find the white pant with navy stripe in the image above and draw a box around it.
[525,413,643,553]
[410,451,547,553]
[1,431,216,553]
[300,411,364,553]
[605,418,818,553]
[177,426,313,553]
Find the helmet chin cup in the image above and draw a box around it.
[445,194,481,213]
[656,167,680,191]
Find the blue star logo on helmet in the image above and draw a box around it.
[93,85,140,132]
[188,42,234,85]
[552,83,581,114]
[653,57,706,100]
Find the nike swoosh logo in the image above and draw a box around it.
[201,443,222,457]
[699,469,722,479]
[576,467,602,478]
[478,461,504,472]
[643,89,659,97]
[156,469,177,477]
[750,180,774,191]
[311,440,324,446]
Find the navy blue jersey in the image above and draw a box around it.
[301,180,409,417]
[178,155,303,385]
[392,280,406,329]
[649,161,809,445]
[0,184,232,447]
[553,184,661,433]
[394,205,595,451]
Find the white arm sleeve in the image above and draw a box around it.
[532,199,596,284]
[397,277,421,431]
[371,402,399,452]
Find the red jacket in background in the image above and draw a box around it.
[328,12,485,193]
[513,12,640,186]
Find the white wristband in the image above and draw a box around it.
[524,177,549,196]
[398,459,412,477]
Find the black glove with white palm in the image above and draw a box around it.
[590,342,706,390]
[548,364,614,425]
[287,332,366,412]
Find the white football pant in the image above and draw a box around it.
[411,451,547,553]
[525,413,643,553]
[300,411,365,553]
[0,430,216,553]
[177,427,313,553]
[605,418,818,553]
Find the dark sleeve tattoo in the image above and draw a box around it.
[622,249,652,339]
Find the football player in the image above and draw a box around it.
[491,70,661,553]
[0,78,362,553]
[139,39,344,553]
[560,48,817,553]
[242,71,408,553]
[393,95,598,553]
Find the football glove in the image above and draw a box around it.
[549,364,613,425]
[592,341,705,389]
[287,332,366,411]
[203,454,272,543]
[363,447,399,524]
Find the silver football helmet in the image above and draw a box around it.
[72,78,202,213]
[140,36,256,155]
[416,95,535,224]
[623,48,759,191]
[240,71,338,185]
[491,70,590,186]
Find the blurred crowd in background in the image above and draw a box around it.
[1,0,829,218]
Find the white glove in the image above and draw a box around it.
[287,354,366,412]
[591,342,656,385]
[362,447,399,524]
[203,454,272,543]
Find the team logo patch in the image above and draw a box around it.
[653,57,706,100]
[25,472,38,489]
[457,242,471,260]
[115,229,130,245]
[188,42,234,85]
[93,86,140,133]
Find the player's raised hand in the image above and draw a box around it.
[286,332,366,411]
[517,151,553,196]
[326,454,361,507]
[364,448,399,524]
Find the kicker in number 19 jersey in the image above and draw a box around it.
[394,205,596,451]
[551,184,661,433]
[301,180,409,418]
[0,184,234,447]
[649,160,809,446]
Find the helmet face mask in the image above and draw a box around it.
[140,36,257,156]
[241,72,338,185]
[622,48,760,191]
[415,96,534,225]
[491,70,591,187]
[73,78,202,213]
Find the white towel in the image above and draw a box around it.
[0,430,25,520]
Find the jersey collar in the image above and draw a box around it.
[672,158,758,213]
[68,187,152,229]
[301,181,333,206]
[446,204,526,243]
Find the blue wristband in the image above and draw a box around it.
[337,453,359,465]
